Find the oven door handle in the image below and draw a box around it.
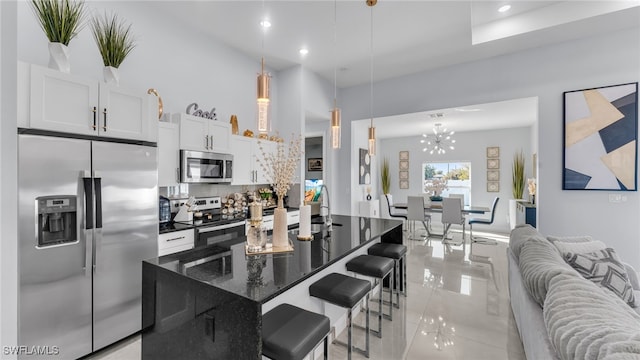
[197,222,245,233]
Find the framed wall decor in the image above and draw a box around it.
[487,170,500,181]
[487,181,499,192]
[399,161,409,171]
[487,146,500,158]
[563,82,638,190]
[399,151,409,160]
[399,171,409,180]
[487,158,500,169]
[399,179,409,189]
[359,148,371,184]
[308,158,323,171]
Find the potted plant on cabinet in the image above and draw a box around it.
[90,12,136,86]
[31,0,86,73]
[509,150,526,229]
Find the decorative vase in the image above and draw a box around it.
[230,115,239,135]
[272,196,288,249]
[48,42,70,73]
[429,196,443,202]
[366,194,372,201]
[103,66,119,86]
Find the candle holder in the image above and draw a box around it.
[246,219,267,253]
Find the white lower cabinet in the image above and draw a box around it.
[158,229,194,256]
[287,210,300,226]
[359,200,380,217]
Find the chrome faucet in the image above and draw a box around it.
[319,184,332,226]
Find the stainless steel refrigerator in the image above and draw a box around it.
[18,134,157,359]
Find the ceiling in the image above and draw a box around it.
[153,1,639,88]
[151,1,639,137]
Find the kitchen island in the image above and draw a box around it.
[141,215,402,359]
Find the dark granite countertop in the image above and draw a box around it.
[145,215,402,304]
[158,221,195,234]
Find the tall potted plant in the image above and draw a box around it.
[381,158,390,195]
[90,12,136,86]
[31,0,86,73]
[509,150,526,229]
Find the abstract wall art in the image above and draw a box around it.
[359,148,371,185]
[563,82,638,191]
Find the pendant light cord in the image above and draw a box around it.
[369,4,374,128]
[333,0,338,107]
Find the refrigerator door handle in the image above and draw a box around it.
[94,177,103,229]
[82,173,94,276]
[93,175,102,273]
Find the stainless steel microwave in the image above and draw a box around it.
[180,150,233,183]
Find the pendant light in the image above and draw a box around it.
[330,0,341,149]
[257,1,270,136]
[367,0,376,156]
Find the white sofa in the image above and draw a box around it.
[508,225,640,360]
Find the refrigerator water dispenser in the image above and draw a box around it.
[37,195,77,247]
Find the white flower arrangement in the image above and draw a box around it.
[424,178,448,197]
[256,134,303,204]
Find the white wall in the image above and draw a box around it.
[339,27,640,268]
[379,127,533,232]
[0,1,18,356]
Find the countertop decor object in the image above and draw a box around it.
[256,134,302,249]
[243,129,254,137]
[297,204,312,240]
[147,88,163,120]
[31,0,86,73]
[90,12,136,86]
[425,178,448,198]
[230,114,239,134]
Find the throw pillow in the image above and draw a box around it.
[552,239,607,256]
[564,248,636,307]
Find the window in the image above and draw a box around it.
[422,162,471,205]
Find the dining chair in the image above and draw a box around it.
[407,196,431,240]
[468,197,500,245]
[385,194,408,230]
[449,193,465,206]
[441,197,466,249]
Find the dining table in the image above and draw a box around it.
[393,202,490,214]
[394,201,490,242]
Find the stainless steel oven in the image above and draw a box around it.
[180,150,233,184]
[196,222,246,248]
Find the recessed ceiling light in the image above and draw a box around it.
[299,48,309,56]
[498,4,511,13]
[260,20,271,28]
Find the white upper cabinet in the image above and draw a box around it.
[23,63,153,142]
[158,122,180,187]
[230,136,254,185]
[176,113,231,153]
[230,135,277,185]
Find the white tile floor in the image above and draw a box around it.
[90,225,526,360]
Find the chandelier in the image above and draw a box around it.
[421,123,455,155]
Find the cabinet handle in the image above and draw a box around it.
[209,135,213,149]
[205,135,209,149]
[176,168,180,183]
[92,107,97,130]
[166,236,186,242]
[102,108,107,131]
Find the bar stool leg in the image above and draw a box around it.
[403,254,408,297]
